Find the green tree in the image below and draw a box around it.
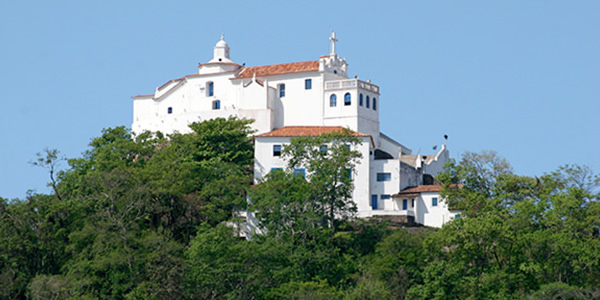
[280,128,363,231]
[413,151,600,298]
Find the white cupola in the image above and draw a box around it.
[209,34,234,63]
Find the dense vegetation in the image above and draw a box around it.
[1,117,599,299]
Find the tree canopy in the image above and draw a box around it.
[1,119,599,299]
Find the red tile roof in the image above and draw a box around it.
[235,61,319,79]
[401,185,443,194]
[393,184,462,198]
[257,126,369,137]
[256,126,374,147]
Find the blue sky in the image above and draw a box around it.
[1,1,598,200]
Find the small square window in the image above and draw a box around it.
[432,197,438,207]
[376,173,391,182]
[167,107,173,114]
[305,79,312,90]
[381,194,391,200]
[270,167,283,173]
[273,145,282,157]
[294,168,305,178]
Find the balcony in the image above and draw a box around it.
[325,79,379,94]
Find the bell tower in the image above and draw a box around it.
[209,33,234,63]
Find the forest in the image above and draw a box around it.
[1,117,599,299]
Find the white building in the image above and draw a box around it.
[132,33,458,227]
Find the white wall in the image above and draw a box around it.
[254,135,373,217]
[417,192,459,228]
[368,159,401,214]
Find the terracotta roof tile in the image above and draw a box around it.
[256,126,374,147]
[256,126,369,137]
[399,185,443,194]
[235,61,319,79]
[393,184,463,198]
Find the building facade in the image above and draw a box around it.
[132,34,458,227]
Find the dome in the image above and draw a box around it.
[215,33,228,48]
[216,39,228,48]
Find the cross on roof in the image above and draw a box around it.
[330,31,338,55]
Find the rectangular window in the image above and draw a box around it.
[305,79,312,90]
[376,172,391,181]
[207,82,214,97]
[432,197,438,207]
[411,199,415,208]
[293,168,305,178]
[371,195,378,210]
[381,194,390,200]
[402,199,408,210]
[167,107,173,114]
[273,145,282,157]
[279,84,285,97]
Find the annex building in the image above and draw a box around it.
[132,34,460,227]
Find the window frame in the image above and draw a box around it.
[376,172,391,182]
[293,168,306,178]
[344,93,351,106]
[330,94,337,107]
[212,100,220,110]
[167,107,173,114]
[432,197,438,207]
[207,81,214,97]
[273,144,282,157]
[305,79,312,90]
[279,84,285,97]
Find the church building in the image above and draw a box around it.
[132,33,459,227]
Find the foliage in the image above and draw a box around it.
[2,123,600,299]
[252,128,363,234]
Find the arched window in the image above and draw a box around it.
[366,95,370,108]
[344,93,351,106]
[279,84,285,97]
[212,100,220,110]
[373,97,377,110]
[330,94,337,107]
[207,82,214,97]
[359,94,363,106]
